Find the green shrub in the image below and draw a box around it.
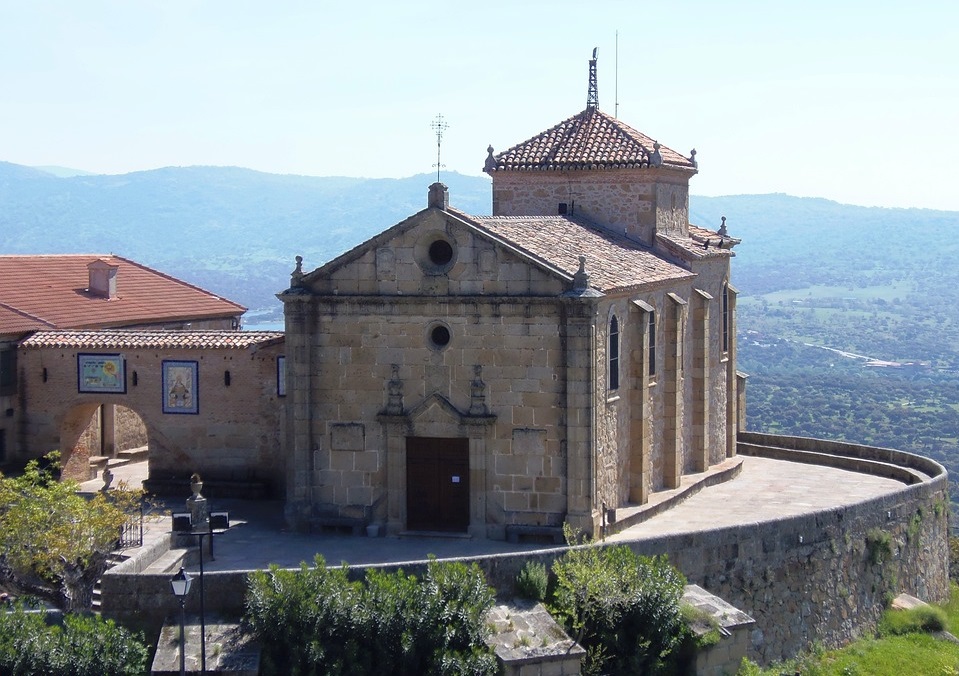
[866,528,893,565]
[245,555,497,676]
[515,561,548,602]
[879,605,948,636]
[0,604,148,675]
[550,545,687,676]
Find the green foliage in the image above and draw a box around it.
[949,538,959,583]
[0,452,145,611]
[865,528,893,565]
[245,555,497,676]
[0,604,148,675]
[680,603,722,648]
[878,605,947,636]
[514,561,548,602]
[549,545,687,676]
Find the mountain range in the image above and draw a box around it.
[3,160,959,502]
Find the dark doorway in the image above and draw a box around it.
[406,437,469,532]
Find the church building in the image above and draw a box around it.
[280,53,741,539]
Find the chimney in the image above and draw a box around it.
[87,259,119,299]
[428,182,449,210]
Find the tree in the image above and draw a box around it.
[0,452,143,611]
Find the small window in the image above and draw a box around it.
[428,239,454,266]
[722,283,730,353]
[0,349,16,397]
[609,315,620,391]
[648,311,656,377]
[428,322,452,350]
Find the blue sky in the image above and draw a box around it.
[1,1,956,210]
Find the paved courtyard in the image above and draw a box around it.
[84,454,906,573]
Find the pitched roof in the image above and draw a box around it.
[0,255,245,335]
[20,330,283,350]
[455,210,695,293]
[486,108,696,173]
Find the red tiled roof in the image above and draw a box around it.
[20,330,283,350]
[0,255,246,334]
[487,108,696,173]
[457,211,694,293]
[0,303,53,335]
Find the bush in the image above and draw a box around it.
[515,561,548,602]
[550,545,687,675]
[245,555,498,675]
[879,605,948,636]
[0,604,148,675]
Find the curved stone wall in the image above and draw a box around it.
[103,433,949,665]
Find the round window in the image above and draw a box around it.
[428,239,454,266]
[430,325,451,348]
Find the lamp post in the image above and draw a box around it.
[170,567,193,676]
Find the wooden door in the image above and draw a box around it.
[406,437,469,532]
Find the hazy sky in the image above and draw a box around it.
[1,1,956,210]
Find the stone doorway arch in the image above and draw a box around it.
[58,402,150,483]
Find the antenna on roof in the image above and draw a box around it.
[614,31,619,119]
[431,114,448,183]
[587,48,598,109]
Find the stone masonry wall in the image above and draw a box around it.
[491,168,691,245]
[17,342,286,493]
[104,436,949,667]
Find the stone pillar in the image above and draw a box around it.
[628,299,654,504]
[726,286,740,456]
[663,293,687,489]
[101,403,116,457]
[281,295,316,530]
[691,289,712,472]
[563,299,599,536]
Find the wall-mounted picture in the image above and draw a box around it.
[77,353,126,393]
[277,355,286,397]
[162,360,198,414]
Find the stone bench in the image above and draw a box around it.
[505,524,565,545]
[309,516,366,536]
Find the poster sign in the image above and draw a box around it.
[162,360,199,414]
[77,353,126,393]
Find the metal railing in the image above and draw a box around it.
[117,502,143,549]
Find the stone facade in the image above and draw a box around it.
[14,332,286,495]
[281,105,740,538]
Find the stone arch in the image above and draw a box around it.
[58,401,153,482]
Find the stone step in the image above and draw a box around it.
[118,446,149,462]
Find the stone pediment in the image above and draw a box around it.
[379,391,495,427]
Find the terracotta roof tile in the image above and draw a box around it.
[487,108,695,173]
[657,224,739,260]
[20,330,284,350]
[457,211,695,293]
[0,255,246,334]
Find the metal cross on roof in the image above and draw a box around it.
[587,48,598,109]
[431,113,448,182]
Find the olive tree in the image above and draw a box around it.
[0,452,143,611]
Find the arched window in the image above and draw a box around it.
[648,311,656,377]
[722,283,729,353]
[609,315,620,391]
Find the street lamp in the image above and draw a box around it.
[170,567,193,676]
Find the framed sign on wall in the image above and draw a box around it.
[77,353,126,394]
[162,360,199,414]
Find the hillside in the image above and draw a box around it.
[2,163,957,500]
